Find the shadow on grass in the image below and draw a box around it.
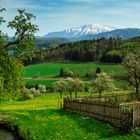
[12,108,131,140]
[49,109,127,139]
[53,61,83,64]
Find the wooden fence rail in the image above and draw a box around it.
[64,97,140,131]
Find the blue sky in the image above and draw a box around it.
[1,0,140,36]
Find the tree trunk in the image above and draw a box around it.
[99,92,102,97]
[136,86,139,100]
[60,92,62,99]
[99,92,102,101]
[70,92,72,98]
[75,92,78,98]
[134,72,139,100]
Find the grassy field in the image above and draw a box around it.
[25,79,56,87]
[24,62,124,78]
[24,61,125,87]
[0,93,139,140]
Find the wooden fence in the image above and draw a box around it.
[64,97,140,130]
[133,103,140,127]
[121,102,140,128]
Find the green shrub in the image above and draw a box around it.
[19,89,34,101]
[38,85,46,93]
[108,96,121,104]
[30,88,41,97]
[65,70,74,77]
[0,91,20,101]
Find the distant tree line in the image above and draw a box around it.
[24,36,140,65]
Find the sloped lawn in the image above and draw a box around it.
[0,93,139,140]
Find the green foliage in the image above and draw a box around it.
[119,41,140,57]
[28,37,124,64]
[0,57,23,91]
[96,67,101,74]
[19,89,34,101]
[36,38,68,49]
[53,80,67,98]
[120,42,140,50]
[108,96,121,104]
[0,7,6,25]
[53,77,85,98]
[0,76,3,92]
[0,7,38,94]
[101,50,122,63]
[66,77,84,98]
[0,91,21,101]
[7,9,38,60]
[122,54,140,97]
[59,68,64,76]
[93,72,116,96]
[26,36,140,65]
[53,80,66,92]
[38,85,46,93]
[65,70,74,77]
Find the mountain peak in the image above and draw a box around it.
[45,24,116,39]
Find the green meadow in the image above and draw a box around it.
[24,62,125,87]
[0,61,134,140]
[25,79,56,87]
[0,93,139,140]
[24,62,124,78]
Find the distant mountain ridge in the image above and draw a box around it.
[44,24,140,41]
[82,28,140,40]
[44,24,116,39]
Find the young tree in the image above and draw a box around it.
[65,78,73,97]
[0,7,38,92]
[93,72,116,96]
[53,80,66,98]
[96,67,101,75]
[66,77,84,98]
[121,54,140,98]
[59,68,64,77]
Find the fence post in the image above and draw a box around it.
[63,94,140,130]
[133,104,134,128]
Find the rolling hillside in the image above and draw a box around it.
[24,62,124,78]
[24,62,125,87]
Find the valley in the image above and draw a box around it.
[1,1,140,139]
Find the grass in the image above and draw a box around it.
[25,79,56,87]
[24,61,126,89]
[0,93,139,140]
[24,61,124,78]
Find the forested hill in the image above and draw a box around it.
[35,37,69,49]
[24,37,140,65]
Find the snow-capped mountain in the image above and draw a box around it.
[44,24,116,39]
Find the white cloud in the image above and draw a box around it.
[1,0,49,10]
[1,0,140,36]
